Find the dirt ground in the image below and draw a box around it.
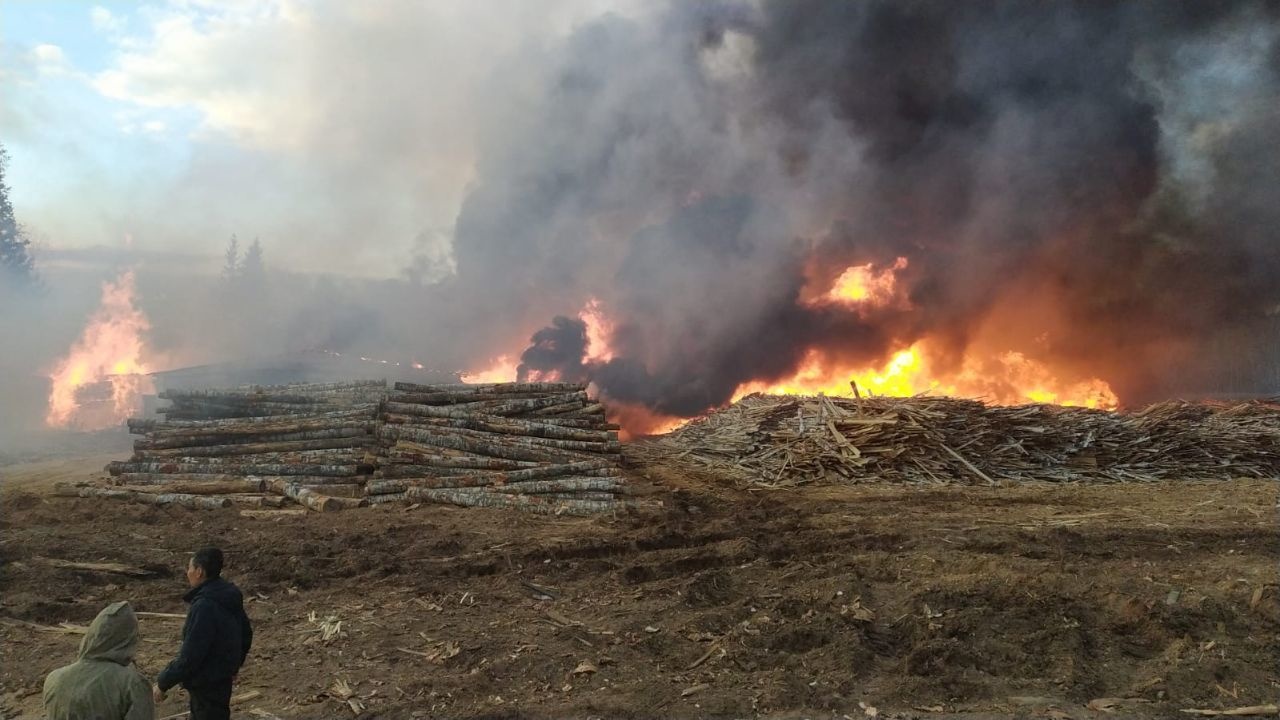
[1,453,1277,719]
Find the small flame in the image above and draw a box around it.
[606,402,689,439]
[647,416,691,435]
[461,355,519,383]
[46,270,156,429]
[958,351,1119,409]
[826,257,909,306]
[580,298,615,363]
[735,346,922,400]
[318,348,444,370]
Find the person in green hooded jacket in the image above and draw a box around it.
[43,600,154,720]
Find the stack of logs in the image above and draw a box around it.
[75,381,384,512]
[75,380,647,516]
[368,381,635,515]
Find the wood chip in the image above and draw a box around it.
[681,683,710,697]
[1180,706,1280,717]
[686,639,723,670]
[0,617,87,634]
[37,557,158,577]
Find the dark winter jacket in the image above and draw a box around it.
[156,577,253,693]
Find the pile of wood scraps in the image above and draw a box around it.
[631,393,1280,488]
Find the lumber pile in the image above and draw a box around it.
[106,381,382,511]
[370,382,649,516]
[148,380,387,420]
[88,380,646,516]
[632,394,1280,487]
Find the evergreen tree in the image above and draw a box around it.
[0,144,36,284]
[241,237,265,287]
[222,234,241,280]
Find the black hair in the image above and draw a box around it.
[191,547,224,579]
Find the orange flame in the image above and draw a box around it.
[826,256,909,306]
[580,298,615,363]
[728,258,1121,409]
[46,270,157,429]
[735,342,1117,409]
[461,355,519,383]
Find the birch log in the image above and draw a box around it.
[365,492,408,505]
[222,494,287,507]
[240,508,308,518]
[380,424,616,458]
[296,483,363,498]
[394,381,584,395]
[378,426,578,463]
[106,461,358,477]
[273,483,338,512]
[136,437,371,459]
[381,407,611,442]
[117,478,265,495]
[54,484,231,509]
[128,406,377,433]
[135,426,371,450]
[487,476,623,494]
[403,487,618,516]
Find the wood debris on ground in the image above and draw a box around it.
[630,393,1280,487]
[81,380,656,515]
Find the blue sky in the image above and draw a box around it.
[1,1,123,71]
[2,2,196,261]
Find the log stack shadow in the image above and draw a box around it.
[75,380,653,516]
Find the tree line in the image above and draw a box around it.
[1,141,271,290]
[0,142,37,286]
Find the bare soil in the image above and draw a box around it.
[1,455,1276,719]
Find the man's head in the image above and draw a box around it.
[78,601,139,664]
[186,547,224,588]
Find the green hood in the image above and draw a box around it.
[77,601,139,665]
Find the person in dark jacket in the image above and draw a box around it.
[153,547,253,720]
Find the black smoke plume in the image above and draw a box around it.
[442,0,1280,418]
[517,316,589,384]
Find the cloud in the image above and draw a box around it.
[32,44,70,75]
[90,6,124,34]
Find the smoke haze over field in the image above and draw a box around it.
[2,0,1280,440]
